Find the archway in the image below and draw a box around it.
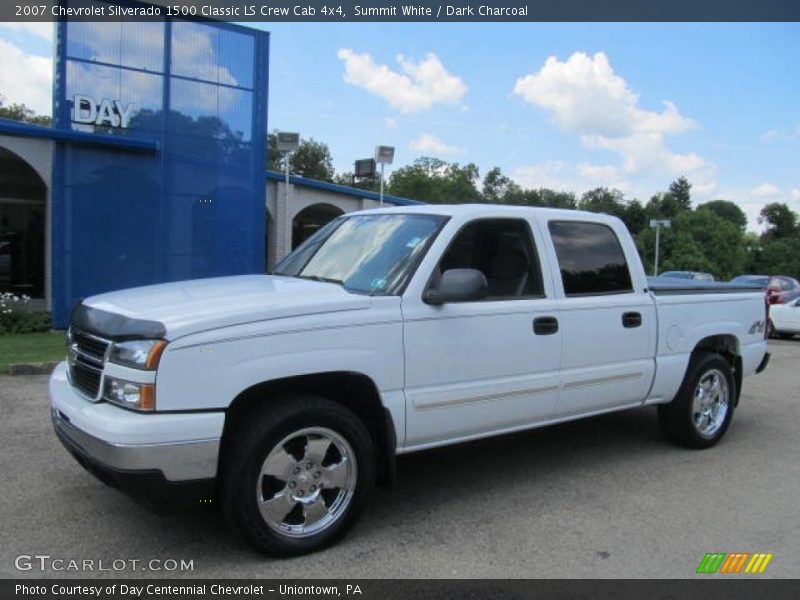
[0,147,46,299]
[291,203,344,249]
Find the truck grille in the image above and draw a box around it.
[67,328,110,399]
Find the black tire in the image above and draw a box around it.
[221,394,376,557]
[658,352,736,449]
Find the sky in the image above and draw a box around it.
[0,21,798,230]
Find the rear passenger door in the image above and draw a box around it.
[401,217,562,448]
[545,219,656,418]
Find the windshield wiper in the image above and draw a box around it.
[295,274,345,285]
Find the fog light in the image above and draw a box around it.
[104,377,155,411]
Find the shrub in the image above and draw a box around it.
[0,293,52,334]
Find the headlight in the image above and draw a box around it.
[109,339,167,370]
[103,377,156,412]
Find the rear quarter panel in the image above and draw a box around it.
[648,292,767,404]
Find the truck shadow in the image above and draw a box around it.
[139,405,667,563]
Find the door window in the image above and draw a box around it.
[548,221,633,297]
[434,218,544,300]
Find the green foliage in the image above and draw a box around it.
[267,134,335,182]
[0,94,51,126]
[289,139,335,182]
[759,203,798,239]
[698,200,748,233]
[0,293,52,334]
[388,157,482,204]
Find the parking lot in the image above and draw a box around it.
[1,340,797,579]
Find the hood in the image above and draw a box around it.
[77,275,371,340]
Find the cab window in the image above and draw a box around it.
[548,221,633,296]
[434,218,544,300]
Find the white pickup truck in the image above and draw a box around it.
[51,204,770,556]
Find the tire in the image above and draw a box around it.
[221,395,376,556]
[767,320,776,339]
[658,352,736,449]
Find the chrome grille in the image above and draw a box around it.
[67,328,110,399]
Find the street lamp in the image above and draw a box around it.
[276,131,300,189]
[649,219,671,276]
[375,145,394,207]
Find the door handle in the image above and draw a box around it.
[533,316,559,335]
[622,311,642,328]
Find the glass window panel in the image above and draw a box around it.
[548,221,633,296]
[66,61,163,135]
[120,22,165,72]
[218,29,254,89]
[171,21,219,84]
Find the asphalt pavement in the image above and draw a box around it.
[1,340,798,579]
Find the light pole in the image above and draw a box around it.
[375,145,395,207]
[649,219,671,276]
[276,132,300,257]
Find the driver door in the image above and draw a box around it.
[401,217,562,448]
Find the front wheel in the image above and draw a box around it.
[221,395,376,556]
[658,353,736,449]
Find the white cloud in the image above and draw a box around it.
[0,22,54,41]
[0,39,52,115]
[792,188,800,201]
[751,182,781,198]
[761,127,800,142]
[514,52,695,138]
[513,51,714,196]
[337,49,467,113]
[410,133,461,155]
[384,117,397,129]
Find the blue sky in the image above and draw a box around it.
[1,21,798,229]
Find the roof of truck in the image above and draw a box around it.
[349,203,616,222]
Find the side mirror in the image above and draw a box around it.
[424,268,489,305]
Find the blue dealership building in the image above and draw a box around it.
[0,9,418,329]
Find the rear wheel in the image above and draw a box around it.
[658,353,735,449]
[221,395,375,556]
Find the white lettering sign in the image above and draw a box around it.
[72,94,136,129]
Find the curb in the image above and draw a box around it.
[7,362,60,376]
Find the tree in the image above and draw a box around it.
[289,139,335,182]
[622,199,647,236]
[759,203,798,239]
[481,167,521,204]
[635,207,747,280]
[333,171,380,192]
[578,187,627,219]
[668,176,692,211]
[698,200,747,233]
[645,177,694,220]
[0,94,51,126]
[389,157,482,204]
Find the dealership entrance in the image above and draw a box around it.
[0,144,49,307]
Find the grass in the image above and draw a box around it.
[0,331,66,374]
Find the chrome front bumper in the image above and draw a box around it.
[51,408,220,482]
[50,362,224,485]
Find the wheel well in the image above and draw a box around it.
[692,334,743,404]
[219,372,396,487]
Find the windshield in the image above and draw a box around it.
[274,213,447,295]
[730,275,769,288]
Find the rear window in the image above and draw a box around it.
[548,221,633,296]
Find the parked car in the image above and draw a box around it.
[659,270,715,282]
[51,205,770,556]
[769,297,800,339]
[730,274,800,305]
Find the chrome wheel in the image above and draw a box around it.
[692,368,729,437]
[256,427,357,539]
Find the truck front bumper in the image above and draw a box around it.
[50,362,223,505]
